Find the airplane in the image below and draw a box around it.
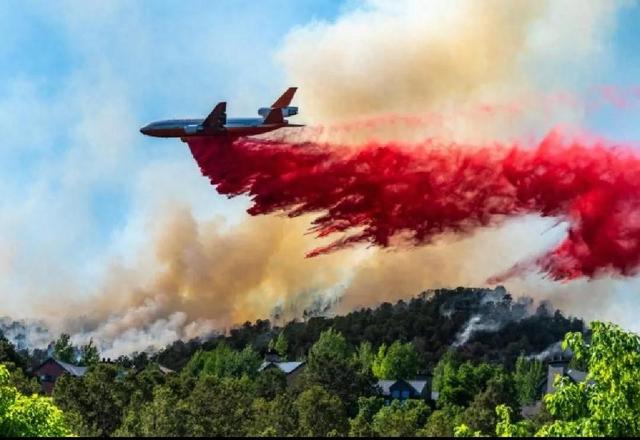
[140,87,303,140]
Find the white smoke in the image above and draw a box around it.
[527,341,565,362]
[2,0,635,358]
[0,317,53,351]
[453,315,503,347]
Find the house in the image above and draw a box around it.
[258,351,306,385]
[520,355,589,418]
[34,358,87,395]
[377,378,432,402]
[546,356,588,394]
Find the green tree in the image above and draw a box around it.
[496,322,640,437]
[302,329,375,415]
[116,386,186,437]
[53,334,76,364]
[273,332,288,359]
[371,399,431,436]
[0,335,28,370]
[432,353,502,408]
[183,375,255,436]
[183,344,261,379]
[53,363,127,436]
[295,385,348,437]
[354,341,375,375]
[0,364,71,437]
[460,371,520,435]
[495,404,535,437]
[349,396,385,437]
[513,356,544,405]
[371,341,420,380]
[249,394,298,437]
[2,362,39,395]
[80,339,100,367]
[254,367,287,400]
[419,405,464,437]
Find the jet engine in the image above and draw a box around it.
[258,106,298,118]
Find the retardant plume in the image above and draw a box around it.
[188,130,640,282]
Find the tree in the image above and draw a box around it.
[0,335,28,370]
[432,353,502,408]
[249,394,298,437]
[295,385,348,437]
[182,344,261,380]
[80,339,100,367]
[53,334,76,364]
[349,396,385,437]
[460,370,520,435]
[2,362,39,396]
[371,399,431,436]
[420,405,464,437]
[496,322,640,437]
[254,367,287,400]
[0,364,71,437]
[273,332,288,359]
[371,341,420,379]
[354,341,375,375]
[53,363,127,436]
[183,375,255,436]
[116,386,186,437]
[495,404,535,437]
[513,356,544,405]
[302,329,376,415]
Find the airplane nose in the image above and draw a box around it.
[140,126,150,135]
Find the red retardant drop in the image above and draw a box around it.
[187,130,640,282]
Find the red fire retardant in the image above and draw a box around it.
[188,130,640,281]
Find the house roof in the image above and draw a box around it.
[259,361,305,374]
[377,379,429,396]
[566,369,587,383]
[378,380,395,395]
[407,380,428,394]
[37,358,87,377]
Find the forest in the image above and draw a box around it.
[2,287,639,437]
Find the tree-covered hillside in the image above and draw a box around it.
[1,287,601,437]
[153,287,583,372]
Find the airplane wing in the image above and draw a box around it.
[202,102,227,128]
[271,87,297,108]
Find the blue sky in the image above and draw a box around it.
[1,0,640,320]
[0,0,347,311]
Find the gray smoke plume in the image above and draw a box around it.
[0,317,53,352]
[444,286,536,347]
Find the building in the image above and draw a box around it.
[34,358,87,395]
[546,357,588,394]
[520,355,589,418]
[377,378,432,402]
[258,352,306,385]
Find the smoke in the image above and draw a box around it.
[527,341,565,362]
[445,287,534,347]
[278,0,620,144]
[0,317,53,352]
[6,0,634,357]
[35,209,356,357]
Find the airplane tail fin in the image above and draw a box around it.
[263,107,285,124]
[271,87,297,108]
[259,87,299,122]
[203,102,227,128]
